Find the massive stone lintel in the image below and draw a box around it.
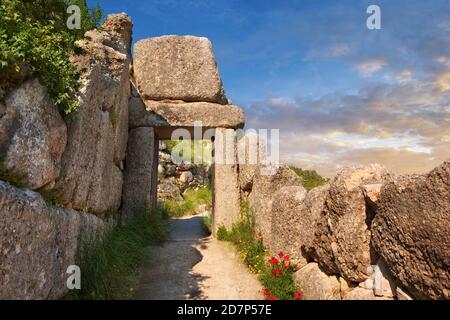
[129,98,245,138]
[134,35,228,104]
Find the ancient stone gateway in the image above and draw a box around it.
[122,35,244,234]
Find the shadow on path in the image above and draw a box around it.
[134,215,262,300]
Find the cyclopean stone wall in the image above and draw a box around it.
[239,159,449,300]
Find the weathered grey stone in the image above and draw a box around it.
[249,165,301,244]
[212,128,240,235]
[134,35,228,104]
[122,127,158,219]
[371,160,450,300]
[373,258,397,298]
[294,263,341,300]
[0,79,67,190]
[313,165,391,283]
[56,14,132,214]
[344,287,393,300]
[157,182,183,202]
[0,181,104,299]
[179,171,194,184]
[270,186,307,265]
[298,184,330,263]
[144,100,244,130]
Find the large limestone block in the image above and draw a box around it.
[56,14,132,214]
[313,165,391,283]
[294,263,341,300]
[0,79,67,189]
[134,35,228,104]
[371,160,450,300]
[270,185,307,263]
[122,127,158,219]
[295,185,330,264]
[250,165,301,244]
[129,100,244,130]
[212,128,240,234]
[0,181,104,299]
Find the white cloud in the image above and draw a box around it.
[355,59,388,77]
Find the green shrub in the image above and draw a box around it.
[202,212,212,234]
[65,207,168,300]
[290,166,328,191]
[0,0,102,115]
[162,186,212,218]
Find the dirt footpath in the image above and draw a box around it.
[134,216,263,300]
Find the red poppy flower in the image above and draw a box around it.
[284,255,289,262]
[268,257,279,265]
[278,251,285,258]
[262,289,270,296]
[267,295,277,300]
[272,269,283,276]
[294,291,303,300]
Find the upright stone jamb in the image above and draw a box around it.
[122,127,158,219]
[212,128,241,235]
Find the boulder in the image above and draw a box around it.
[56,14,132,214]
[312,165,391,283]
[249,165,301,244]
[294,263,341,300]
[371,160,450,300]
[134,35,228,104]
[179,171,194,184]
[0,79,67,190]
[158,181,183,202]
[270,185,307,265]
[0,181,104,299]
[396,287,414,300]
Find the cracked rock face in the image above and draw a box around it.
[134,35,228,104]
[0,181,105,299]
[0,79,67,190]
[56,14,132,214]
[371,160,450,300]
[312,165,392,283]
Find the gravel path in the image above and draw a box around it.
[134,215,263,300]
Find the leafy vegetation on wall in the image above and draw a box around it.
[290,166,328,191]
[0,0,102,114]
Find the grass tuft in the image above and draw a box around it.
[65,206,168,300]
[218,201,300,300]
[162,186,212,218]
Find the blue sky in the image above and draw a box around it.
[92,0,450,176]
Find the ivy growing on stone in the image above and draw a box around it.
[0,0,102,115]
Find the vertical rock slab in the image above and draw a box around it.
[313,165,391,283]
[249,166,301,244]
[270,185,307,263]
[0,181,104,299]
[212,128,240,235]
[134,35,228,104]
[371,160,450,300]
[122,127,158,219]
[55,14,132,215]
[0,79,67,189]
